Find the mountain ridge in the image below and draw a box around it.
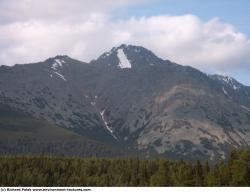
[0,44,250,161]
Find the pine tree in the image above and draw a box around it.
[194,160,204,186]
[217,160,231,186]
[150,160,172,186]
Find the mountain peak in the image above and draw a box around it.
[210,74,242,90]
[112,44,153,54]
[53,55,69,59]
[51,58,65,70]
[46,56,68,70]
[115,43,129,50]
[103,44,142,58]
[91,44,168,68]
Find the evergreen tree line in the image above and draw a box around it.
[0,150,249,187]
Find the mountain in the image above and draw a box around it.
[210,74,250,108]
[0,104,128,157]
[0,44,250,161]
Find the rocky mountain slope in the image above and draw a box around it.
[0,44,250,161]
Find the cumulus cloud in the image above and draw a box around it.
[122,15,250,72]
[0,0,250,76]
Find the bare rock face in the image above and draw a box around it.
[1,45,250,161]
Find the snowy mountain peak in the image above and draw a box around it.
[47,56,68,81]
[115,44,148,54]
[217,75,234,84]
[92,44,169,69]
[211,74,242,90]
[51,59,65,70]
[50,55,70,69]
[45,55,68,70]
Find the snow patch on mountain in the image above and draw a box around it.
[100,110,118,140]
[117,49,132,69]
[53,71,67,81]
[101,52,111,58]
[241,105,250,112]
[215,75,241,90]
[222,87,228,95]
[233,85,238,90]
[49,58,67,81]
[51,59,65,70]
[220,76,233,84]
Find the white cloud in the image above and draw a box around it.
[0,1,249,76]
[121,15,250,72]
[0,0,148,22]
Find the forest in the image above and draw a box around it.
[0,150,249,187]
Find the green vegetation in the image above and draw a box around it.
[0,106,127,157]
[0,150,250,186]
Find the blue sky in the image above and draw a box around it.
[0,0,249,85]
[118,0,250,36]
